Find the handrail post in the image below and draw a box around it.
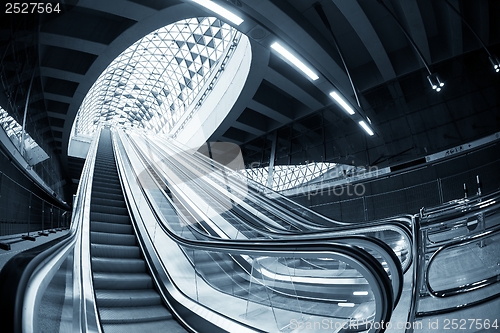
[476,175,482,197]
[476,175,486,247]
[39,201,48,236]
[49,205,55,233]
[437,178,444,204]
[22,192,35,241]
[406,214,422,333]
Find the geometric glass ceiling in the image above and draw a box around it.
[243,162,337,192]
[73,17,239,137]
[0,105,49,165]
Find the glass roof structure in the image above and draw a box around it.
[243,162,337,192]
[73,17,239,137]
[0,106,48,163]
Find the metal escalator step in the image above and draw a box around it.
[90,204,128,216]
[98,305,171,324]
[101,319,186,333]
[93,272,153,290]
[93,169,119,177]
[92,185,123,196]
[95,160,116,166]
[91,197,126,208]
[91,231,136,246]
[90,212,130,224]
[91,244,142,259]
[92,257,145,273]
[95,289,162,307]
[91,192,124,202]
[93,170,119,177]
[93,177,122,190]
[91,221,133,234]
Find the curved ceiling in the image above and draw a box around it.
[73,16,240,138]
[1,0,499,196]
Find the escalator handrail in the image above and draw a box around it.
[129,131,404,305]
[136,133,411,276]
[420,189,500,226]
[151,135,413,266]
[165,135,413,232]
[114,129,397,333]
[0,230,73,332]
[0,128,102,333]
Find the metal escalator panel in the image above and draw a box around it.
[89,129,186,333]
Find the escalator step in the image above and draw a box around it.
[101,319,186,333]
[91,192,125,202]
[92,185,123,196]
[91,221,133,234]
[91,204,128,216]
[98,305,171,324]
[93,169,119,177]
[95,289,163,307]
[92,257,146,273]
[91,197,126,208]
[91,232,136,246]
[91,244,142,259]
[90,212,130,224]
[93,272,153,290]
[92,180,122,190]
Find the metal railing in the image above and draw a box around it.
[0,171,70,250]
[406,183,500,332]
[301,158,500,222]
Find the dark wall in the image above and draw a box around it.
[0,145,69,236]
[288,142,500,222]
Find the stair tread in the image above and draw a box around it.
[101,319,186,333]
[98,305,171,323]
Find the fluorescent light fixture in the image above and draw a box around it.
[338,302,355,307]
[271,42,319,80]
[192,0,244,25]
[329,91,355,115]
[359,120,374,136]
[353,291,369,296]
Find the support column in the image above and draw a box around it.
[20,70,36,157]
[267,131,278,190]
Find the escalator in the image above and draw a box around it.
[89,129,186,333]
[0,127,401,333]
[130,132,412,275]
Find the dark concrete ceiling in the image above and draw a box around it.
[1,0,499,197]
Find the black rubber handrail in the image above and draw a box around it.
[0,232,72,333]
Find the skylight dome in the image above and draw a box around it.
[73,17,240,137]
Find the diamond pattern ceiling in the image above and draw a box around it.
[74,17,239,137]
[244,162,337,192]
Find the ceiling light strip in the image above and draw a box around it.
[192,0,244,25]
[359,120,374,136]
[329,91,355,115]
[271,42,319,81]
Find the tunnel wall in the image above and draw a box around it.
[288,142,500,222]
